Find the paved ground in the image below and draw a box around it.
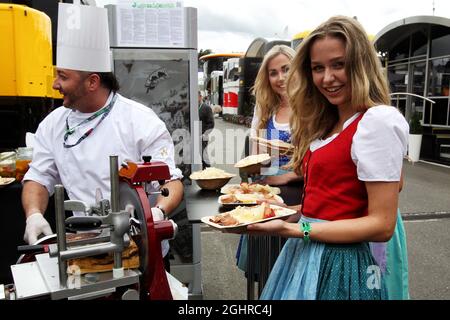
[400,161,450,215]
[404,219,450,299]
[199,118,450,300]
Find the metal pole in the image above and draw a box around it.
[258,235,269,297]
[390,92,436,104]
[110,155,119,212]
[109,155,123,276]
[55,184,67,288]
[247,235,255,300]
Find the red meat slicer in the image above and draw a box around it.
[119,155,177,300]
[3,156,178,300]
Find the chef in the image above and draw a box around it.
[21,3,183,271]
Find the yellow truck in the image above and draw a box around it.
[0,3,60,150]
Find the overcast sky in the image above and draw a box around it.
[96,0,450,53]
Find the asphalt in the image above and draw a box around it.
[198,117,450,300]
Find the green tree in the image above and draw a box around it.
[198,49,212,70]
[409,111,423,134]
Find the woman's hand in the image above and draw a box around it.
[258,172,303,186]
[259,174,290,186]
[285,212,301,223]
[246,219,288,236]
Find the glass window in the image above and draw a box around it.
[411,62,426,96]
[388,64,408,93]
[428,58,450,97]
[431,26,450,57]
[430,98,449,125]
[389,36,410,62]
[411,28,428,57]
[423,100,431,125]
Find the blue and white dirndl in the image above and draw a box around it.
[260,216,387,300]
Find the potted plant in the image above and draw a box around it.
[408,111,423,162]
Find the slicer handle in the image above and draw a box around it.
[17,244,49,254]
[143,155,152,163]
[64,200,91,214]
[160,188,169,197]
[65,216,102,232]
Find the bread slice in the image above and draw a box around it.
[67,238,140,274]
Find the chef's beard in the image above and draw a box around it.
[61,86,88,110]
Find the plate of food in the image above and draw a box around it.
[234,153,271,168]
[220,182,281,195]
[0,177,15,187]
[201,203,297,232]
[251,137,294,156]
[218,193,284,208]
[234,154,271,175]
[189,167,236,190]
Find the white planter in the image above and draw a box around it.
[408,134,423,162]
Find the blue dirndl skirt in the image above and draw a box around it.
[260,216,387,300]
[369,209,410,300]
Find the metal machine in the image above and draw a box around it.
[1,156,180,300]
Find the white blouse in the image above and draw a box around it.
[250,106,290,138]
[309,106,409,182]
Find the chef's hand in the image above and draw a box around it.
[24,213,53,245]
[151,207,165,222]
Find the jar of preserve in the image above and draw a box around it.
[15,147,33,182]
[0,152,16,178]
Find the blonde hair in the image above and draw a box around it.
[287,16,390,174]
[252,45,296,134]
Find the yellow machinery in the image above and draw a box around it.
[0,3,61,150]
[0,4,53,97]
[291,30,311,49]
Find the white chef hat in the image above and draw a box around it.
[56,3,111,72]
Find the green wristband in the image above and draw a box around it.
[301,222,311,243]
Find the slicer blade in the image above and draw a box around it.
[118,182,149,284]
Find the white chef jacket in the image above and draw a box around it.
[24,92,183,256]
